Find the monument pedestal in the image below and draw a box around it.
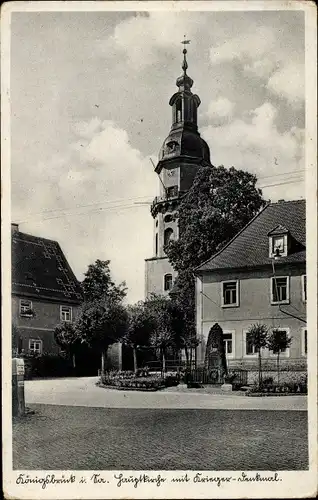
[221,383,232,392]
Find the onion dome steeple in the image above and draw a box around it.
[157,39,211,168]
[176,46,194,91]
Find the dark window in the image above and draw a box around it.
[155,233,158,256]
[176,99,182,123]
[20,299,33,317]
[304,329,307,355]
[164,228,174,247]
[223,333,233,355]
[166,186,178,198]
[164,214,173,223]
[60,305,72,322]
[272,277,288,303]
[222,281,238,306]
[246,332,259,355]
[164,274,173,291]
[29,339,42,355]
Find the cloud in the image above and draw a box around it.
[210,25,304,107]
[243,58,278,79]
[210,26,276,65]
[267,62,304,105]
[98,12,205,68]
[202,102,305,200]
[12,119,158,303]
[206,97,235,126]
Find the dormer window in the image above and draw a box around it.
[268,225,289,258]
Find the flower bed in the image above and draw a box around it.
[246,379,307,397]
[99,371,180,391]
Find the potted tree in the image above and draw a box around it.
[246,323,269,390]
[267,329,292,386]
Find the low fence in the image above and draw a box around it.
[146,360,196,373]
[189,368,248,388]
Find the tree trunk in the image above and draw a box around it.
[277,351,280,385]
[184,346,189,370]
[101,349,107,374]
[258,350,262,388]
[189,346,193,370]
[162,350,166,377]
[72,353,76,369]
[133,347,138,374]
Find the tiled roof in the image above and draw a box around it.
[196,200,306,273]
[12,230,83,303]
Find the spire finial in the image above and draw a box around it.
[181,35,191,74]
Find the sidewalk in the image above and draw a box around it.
[24,377,308,411]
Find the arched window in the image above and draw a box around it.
[164,214,173,223]
[164,274,173,291]
[176,99,182,123]
[164,228,174,247]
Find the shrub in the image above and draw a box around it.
[21,353,74,378]
[100,370,179,391]
[247,378,307,395]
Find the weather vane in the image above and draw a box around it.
[181,35,191,45]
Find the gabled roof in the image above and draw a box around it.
[12,229,82,304]
[196,200,306,273]
[268,224,289,236]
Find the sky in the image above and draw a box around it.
[10,7,305,304]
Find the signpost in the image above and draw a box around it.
[12,358,25,417]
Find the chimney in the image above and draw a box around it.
[11,223,19,233]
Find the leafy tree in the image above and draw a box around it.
[76,300,128,372]
[124,302,155,373]
[165,165,267,352]
[166,165,267,272]
[246,323,269,387]
[74,260,128,372]
[169,269,199,369]
[145,295,177,375]
[54,321,81,368]
[267,329,292,384]
[81,259,127,303]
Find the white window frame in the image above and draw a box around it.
[243,330,260,358]
[19,299,33,317]
[301,327,307,357]
[269,234,288,258]
[221,280,239,308]
[223,330,235,359]
[29,339,42,355]
[271,276,290,305]
[163,273,173,292]
[268,327,291,358]
[301,275,307,303]
[60,305,72,322]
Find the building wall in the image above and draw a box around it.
[12,295,81,354]
[145,257,177,297]
[196,265,307,370]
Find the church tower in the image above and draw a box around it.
[145,44,212,297]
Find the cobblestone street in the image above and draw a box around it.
[13,404,308,470]
[12,377,308,470]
